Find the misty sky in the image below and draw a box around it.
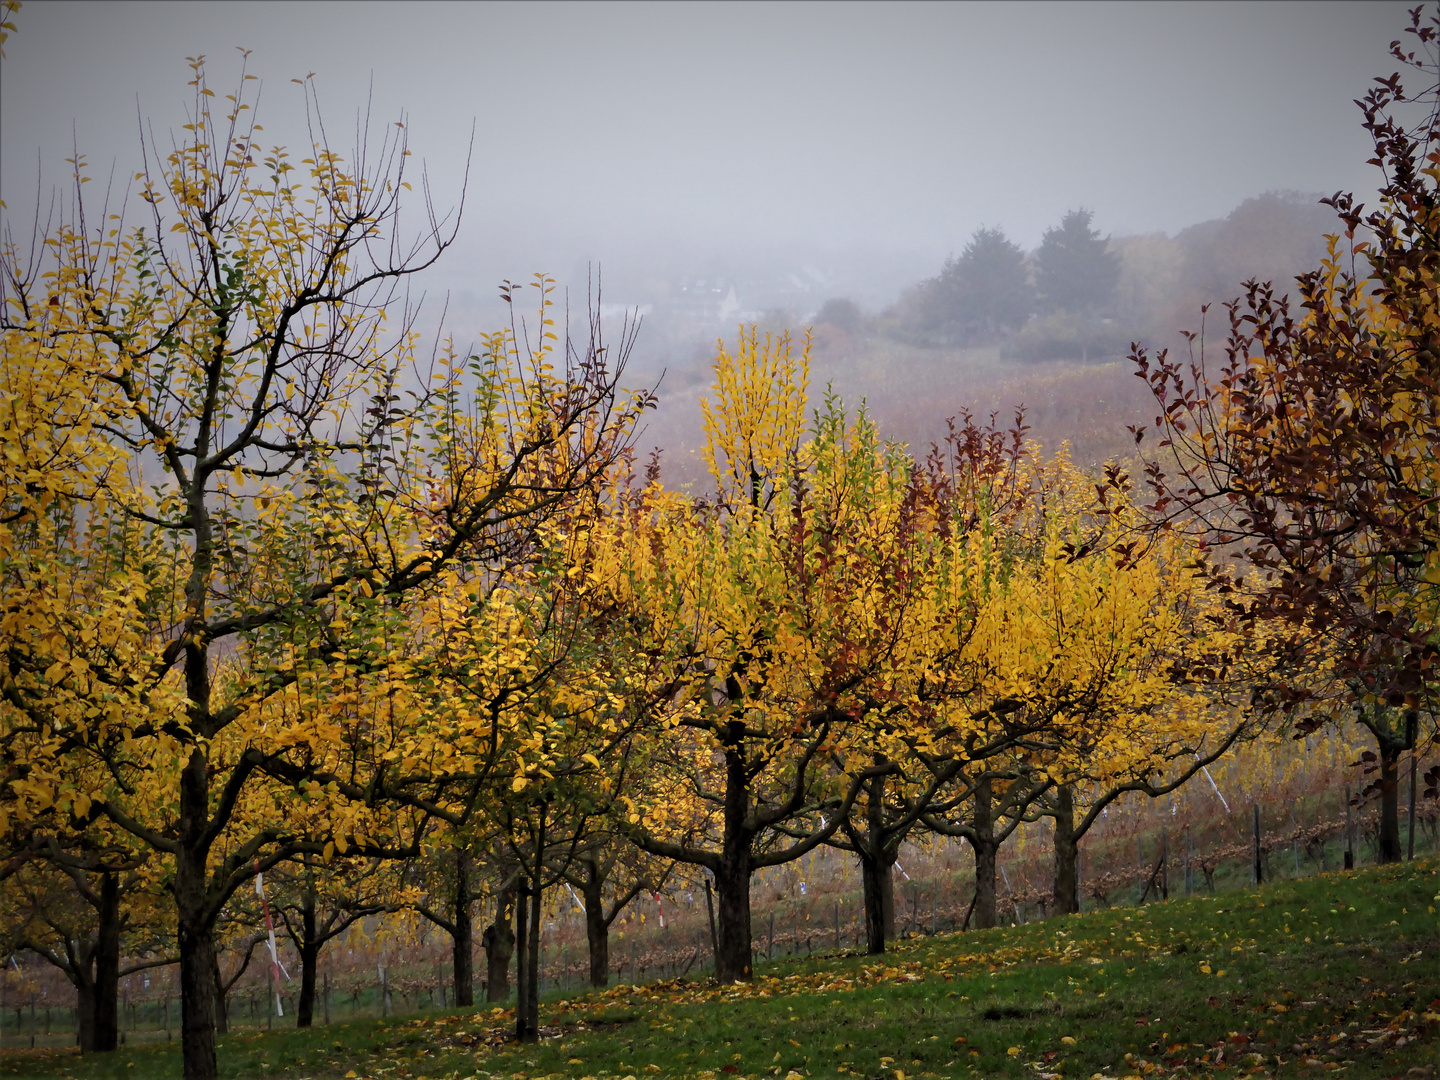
[0,1,1414,310]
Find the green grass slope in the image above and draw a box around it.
[4,859,1436,1080]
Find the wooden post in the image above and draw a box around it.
[704,879,719,962]
[1184,824,1192,897]
[1344,784,1355,870]
[1408,756,1418,862]
[324,973,330,1026]
[1160,830,1169,900]
[833,900,840,950]
[1406,710,1418,861]
[767,911,774,961]
[1252,805,1262,886]
[1136,837,1144,903]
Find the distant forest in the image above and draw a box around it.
[814,191,1340,363]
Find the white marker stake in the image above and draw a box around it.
[1198,757,1231,813]
[254,865,289,1017]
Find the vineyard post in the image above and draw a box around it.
[1345,785,1355,870]
[1252,806,1262,886]
[1161,829,1169,900]
[1135,838,1143,903]
[1406,712,1418,860]
[704,880,719,961]
[1183,825,1192,896]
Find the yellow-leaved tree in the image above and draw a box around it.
[0,58,648,1079]
[589,328,943,981]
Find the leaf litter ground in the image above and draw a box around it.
[2,858,1435,1080]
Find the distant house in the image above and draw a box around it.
[671,278,750,331]
[718,285,741,324]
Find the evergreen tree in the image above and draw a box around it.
[1034,208,1120,315]
[918,226,1033,343]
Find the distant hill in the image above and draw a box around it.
[634,191,1348,485]
[1118,190,1343,353]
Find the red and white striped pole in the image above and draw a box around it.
[254,862,290,1017]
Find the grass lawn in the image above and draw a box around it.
[1,858,1435,1080]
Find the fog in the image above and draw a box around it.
[0,1,1413,473]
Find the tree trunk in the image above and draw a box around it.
[295,941,318,1027]
[177,912,218,1079]
[177,747,218,1080]
[713,737,755,983]
[970,777,998,930]
[91,871,121,1052]
[1051,785,1080,916]
[858,773,896,955]
[581,864,609,988]
[482,880,516,1003]
[712,852,753,982]
[514,882,530,1039]
[523,877,541,1040]
[1379,740,1403,863]
[859,853,894,955]
[208,946,227,1036]
[518,803,546,1042]
[75,977,98,1054]
[295,888,319,1027]
[452,849,474,1007]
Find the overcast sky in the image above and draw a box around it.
[0,1,1414,305]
